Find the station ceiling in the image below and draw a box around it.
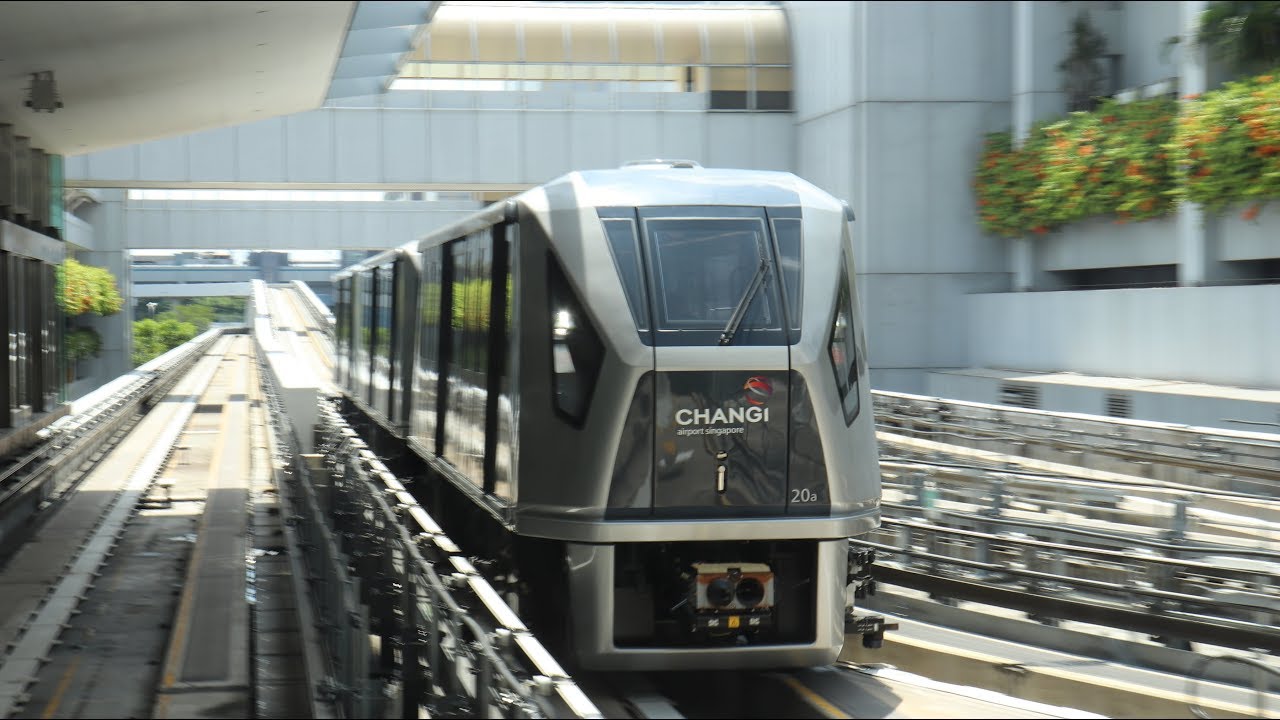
[0,1,437,156]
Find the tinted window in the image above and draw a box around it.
[771,216,803,338]
[642,213,784,346]
[599,216,649,333]
[549,251,604,425]
[829,261,860,425]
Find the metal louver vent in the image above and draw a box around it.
[1106,393,1131,418]
[1000,383,1039,409]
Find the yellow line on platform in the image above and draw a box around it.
[160,363,234,689]
[779,675,850,719]
[40,655,81,719]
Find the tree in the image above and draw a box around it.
[1059,11,1109,113]
[56,258,123,317]
[1197,1,1280,75]
[132,317,197,367]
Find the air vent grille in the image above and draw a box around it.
[999,384,1039,410]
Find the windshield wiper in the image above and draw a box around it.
[718,254,770,346]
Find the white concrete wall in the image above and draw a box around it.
[1120,0,1181,89]
[1039,214,1180,271]
[66,101,794,187]
[789,0,1012,393]
[965,285,1280,389]
[121,199,479,251]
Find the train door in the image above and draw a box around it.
[638,206,791,517]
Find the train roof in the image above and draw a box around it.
[560,164,829,209]
[333,164,850,277]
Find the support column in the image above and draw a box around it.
[1177,0,1210,286]
[1010,2,1035,291]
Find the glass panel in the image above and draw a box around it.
[705,12,749,64]
[426,11,474,62]
[643,214,784,345]
[414,250,443,454]
[771,217,803,335]
[600,217,649,333]
[749,10,790,64]
[659,17,703,65]
[708,66,748,110]
[754,66,792,111]
[829,266,860,425]
[475,11,520,62]
[568,19,613,63]
[615,15,658,63]
[549,252,604,424]
[522,17,567,63]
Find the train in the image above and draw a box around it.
[331,161,881,671]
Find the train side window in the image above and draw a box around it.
[598,215,650,335]
[548,250,604,426]
[828,260,860,425]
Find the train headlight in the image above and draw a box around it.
[691,562,775,612]
[707,577,735,607]
[735,577,765,608]
[553,309,575,338]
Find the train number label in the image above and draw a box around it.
[791,488,820,503]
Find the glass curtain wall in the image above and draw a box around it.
[397,2,792,111]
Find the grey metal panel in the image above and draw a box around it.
[787,1,854,121]
[523,111,572,184]
[0,125,12,210]
[84,143,138,182]
[286,112,335,182]
[751,114,794,172]
[0,221,65,264]
[658,112,705,167]
[474,113,520,183]
[614,113,663,168]
[12,137,30,217]
[569,113,617,172]
[335,110,382,183]
[236,117,287,181]
[380,111,429,183]
[429,111,478,182]
[139,135,189,181]
[188,126,237,182]
[706,113,754,170]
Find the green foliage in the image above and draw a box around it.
[1198,1,1280,76]
[132,317,198,367]
[56,259,123,317]
[1059,11,1110,112]
[975,98,1178,238]
[1172,70,1280,214]
[64,327,102,362]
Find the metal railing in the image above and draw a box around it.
[257,344,600,719]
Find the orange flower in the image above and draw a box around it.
[1102,115,1117,124]
[1032,225,1049,235]
[1242,204,1262,221]
[1080,144,1094,156]
[1196,166,1212,177]
[1183,93,1202,100]
[1260,75,1275,83]
[1140,198,1155,212]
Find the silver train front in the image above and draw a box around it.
[333,164,881,671]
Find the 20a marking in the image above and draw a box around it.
[791,488,821,503]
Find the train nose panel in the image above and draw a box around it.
[654,364,789,517]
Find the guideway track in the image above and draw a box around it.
[0,333,235,717]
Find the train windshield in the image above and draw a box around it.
[638,207,790,347]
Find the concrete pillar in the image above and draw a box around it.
[1010,1,1036,291]
[74,190,133,394]
[1177,0,1210,287]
